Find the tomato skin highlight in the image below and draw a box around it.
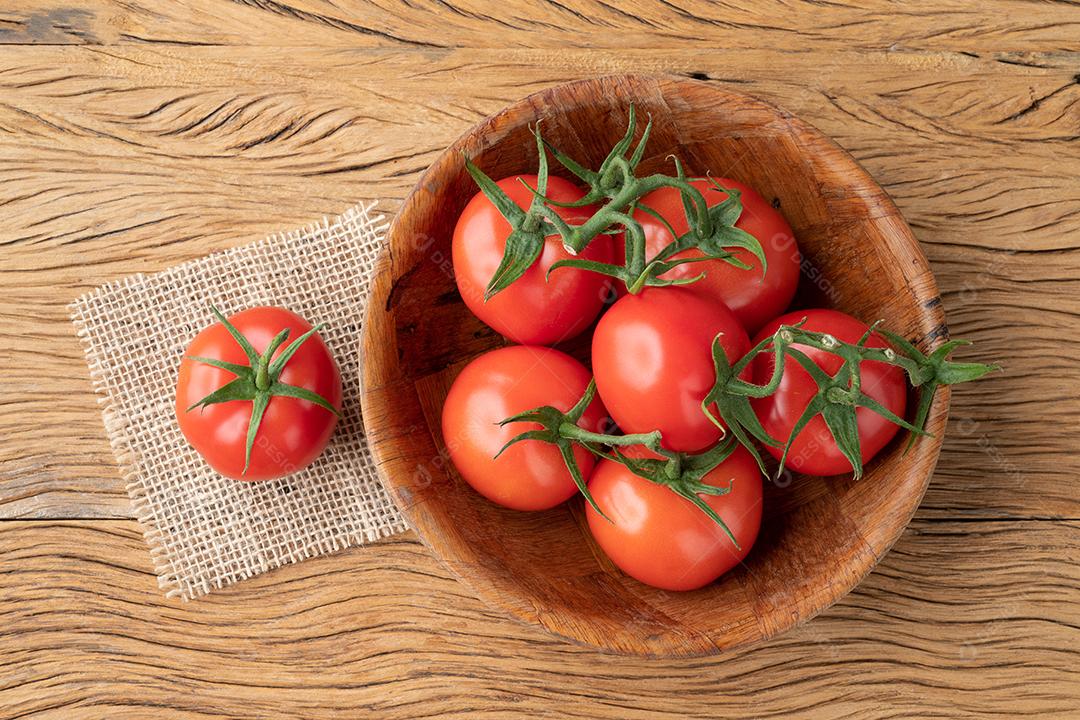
[441,345,608,511]
[586,444,763,591]
[175,307,342,481]
[452,175,612,346]
[591,288,750,453]
[629,177,800,334]
[751,308,908,476]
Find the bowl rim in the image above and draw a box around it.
[360,73,950,656]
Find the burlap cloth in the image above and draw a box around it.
[70,201,407,600]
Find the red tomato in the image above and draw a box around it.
[751,308,907,476]
[441,345,608,511]
[586,444,763,591]
[176,307,342,481]
[629,177,800,334]
[453,175,612,346]
[592,288,749,453]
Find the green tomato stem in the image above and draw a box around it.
[558,422,661,448]
[564,173,711,254]
[255,357,270,391]
[707,320,998,478]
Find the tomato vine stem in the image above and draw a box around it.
[497,379,744,541]
[465,104,767,298]
[703,320,1000,478]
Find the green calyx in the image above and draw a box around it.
[873,329,1001,450]
[701,332,787,476]
[495,379,741,542]
[496,379,661,520]
[465,104,767,299]
[463,123,558,300]
[703,321,1000,479]
[186,305,341,475]
[606,437,743,549]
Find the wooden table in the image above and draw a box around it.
[2,2,1077,717]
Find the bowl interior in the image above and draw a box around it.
[361,75,948,656]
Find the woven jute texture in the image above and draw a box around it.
[70,201,407,600]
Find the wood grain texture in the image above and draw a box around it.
[0,0,1077,714]
[1,519,1078,719]
[1,44,1076,520]
[3,0,1080,52]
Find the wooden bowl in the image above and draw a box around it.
[360,75,949,656]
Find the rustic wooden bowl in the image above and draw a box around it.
[360,74,949,656]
